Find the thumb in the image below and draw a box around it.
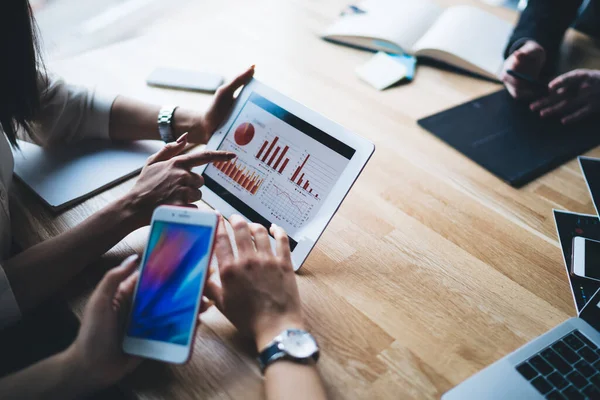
[146,133,188,165]
[98,254,140,297]
[218,66,255,98]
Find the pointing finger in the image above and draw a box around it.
[174,151,236,169]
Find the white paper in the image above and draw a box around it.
[356,52,408,90]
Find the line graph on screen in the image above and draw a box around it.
[260,183,313,228]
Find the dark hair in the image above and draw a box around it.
[0,0,45,147]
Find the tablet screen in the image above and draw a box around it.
[203,92,356,248]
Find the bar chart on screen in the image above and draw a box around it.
[255,134,295,175]
[289,153,337,200]
[212,159,265,195]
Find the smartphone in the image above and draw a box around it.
[571,236,600,282]
[506,69,548,93]
[122,206,218,363]
[146,67,224,93]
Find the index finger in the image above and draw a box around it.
[549,70,586,91]
[175,151,236,169]
[214,217,235,269]
[270,224,292,262]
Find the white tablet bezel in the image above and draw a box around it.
[195,79,375,270]
[122,206,218,364]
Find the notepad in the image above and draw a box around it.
[418,90,600,187]
[12,140,165,212]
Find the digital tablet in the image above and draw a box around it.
[195,79,374,270]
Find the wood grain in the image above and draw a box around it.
[10,1,600,398]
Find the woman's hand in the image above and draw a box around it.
[500,40,547,100]
[179,66,255,144]
[206,215,304,351]
[530,69,600,125]
[65,255,141,391]
[124,133,235,228]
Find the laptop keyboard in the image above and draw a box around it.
[516,330,600,399]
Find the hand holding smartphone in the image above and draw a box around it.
[122,206,218,364]
[571,236,600,282]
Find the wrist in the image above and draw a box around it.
[173,107,204,142]
[111,193,145,231]
[61,346,103,395]
[255,317,306,351]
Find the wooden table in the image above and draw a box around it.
[11,1,600,398]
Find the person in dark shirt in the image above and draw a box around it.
[500,0,600,125]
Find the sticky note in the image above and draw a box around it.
[355,52,407,90]
[390,53,416,81]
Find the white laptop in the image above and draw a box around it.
[13,139,164,212]
[444,288,600,399]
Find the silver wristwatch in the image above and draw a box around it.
[257,329,320,373]
[158,105,179,143]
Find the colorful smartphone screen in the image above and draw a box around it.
[127,220,214,345]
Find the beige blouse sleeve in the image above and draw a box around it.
[0,264,21,330]
[29,73,117,146]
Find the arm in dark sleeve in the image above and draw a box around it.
[504,0,583,63]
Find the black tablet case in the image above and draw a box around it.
[418,90,600,187]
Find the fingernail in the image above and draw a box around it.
[176,132,189,144]
[124,254,139,264]
[250,64,255,69]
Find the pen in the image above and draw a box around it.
[506,69,547,91]
[341,4,367,16]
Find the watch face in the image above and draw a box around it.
[280,330,318,358]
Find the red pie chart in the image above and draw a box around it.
[234,122,255,146]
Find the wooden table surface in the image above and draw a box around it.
[11,1,600,398]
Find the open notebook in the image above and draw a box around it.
[323,0,513,80]
[12,140,165,212]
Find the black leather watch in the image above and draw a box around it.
[258,329,320,373]
[158,105,179,143]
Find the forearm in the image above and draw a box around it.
[265,362,327,400]
[505,0,583,62]
[4,198,138,313]
[108,96,197,142]
[0,347,95,400]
